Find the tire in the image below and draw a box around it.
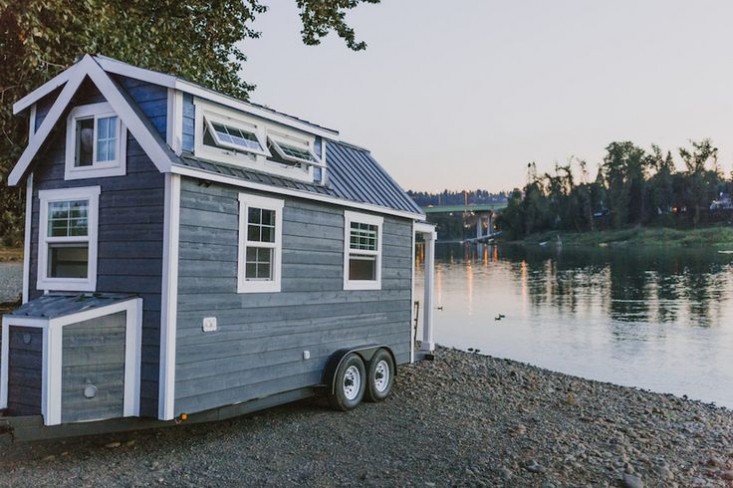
[328,353,366,411]
[365,349,395,402]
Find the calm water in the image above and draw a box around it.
[0,263,22,302]
[416,243,733,408]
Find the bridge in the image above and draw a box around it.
[421,203,508,242]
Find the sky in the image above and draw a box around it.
[242,1,733,193]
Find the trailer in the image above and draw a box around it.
[0,55,436,441]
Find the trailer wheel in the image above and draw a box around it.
[365,349,394,402]
[329,353,366,411]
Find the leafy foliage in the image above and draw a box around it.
[0,0,378,245]
[497,139,732,239]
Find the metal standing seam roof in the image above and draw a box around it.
[174,141,424,217]
[7,294,137,319]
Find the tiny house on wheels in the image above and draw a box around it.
[0,55,436,440]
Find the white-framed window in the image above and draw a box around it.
[343,211,383,291]
[237,194,284,293]
[37,186,100,292]
[64,102,127,180]
[193,98,321,183]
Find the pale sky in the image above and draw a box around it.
[242,1,733,193]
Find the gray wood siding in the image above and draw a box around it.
[62,312,126,423]
[7,326,43,416]
[27,81,165,417]
[175,178,413,414]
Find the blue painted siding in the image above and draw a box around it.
[174,178,413,415]
[34,87,60,132]
[182,93,195,152]
[117,76,168,139]
[27,82,165,417]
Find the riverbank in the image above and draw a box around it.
[0,246,22,262]
[521,226,733,248]
[1,347,732,487]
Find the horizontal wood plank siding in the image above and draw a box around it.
[175,178,413,414]
[61,312,126,423]
[27,81,165,417]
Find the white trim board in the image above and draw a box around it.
[170,165,425,222]
[159,173,181,421]
[1,298,142,426]
[13,67,73,115]
[22,173,33,304]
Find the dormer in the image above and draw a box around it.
[190,98,327,184]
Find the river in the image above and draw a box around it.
[416,242,733,408]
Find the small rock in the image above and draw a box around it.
[721,470,733,481]
[105,441,121,449]
[425,483,436,487]
[42,455,55,462]
[524,461,546,474]
[622,473,644,488]
[706,457,723,467]
[126,440,136,447]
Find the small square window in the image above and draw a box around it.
[65,102,126,180]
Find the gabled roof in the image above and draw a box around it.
[9,55,178,186]
[11,55,424,220]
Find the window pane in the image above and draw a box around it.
[349,256,376,281]
[48,200,89,237]
[349,222,378,251]
[261,209,274,226]
[76,118,94,167]
[247,225,260,242]
[244,246,273,280]
[96,116,117,162]
[48,244,88,278]
[248,207,261,224]
[210,120,262,152]
[260,226,273,243]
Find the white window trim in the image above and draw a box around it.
[343,211,383,291]
[237,193,284,294]
[1,298,142,426]
[193,98,316,183]
[268,133,325,169]
[37,186,101,292]
[64,102,127,180]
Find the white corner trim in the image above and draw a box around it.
[167,89,183,155]
[170,165,425,222]
[22,174,33,304]
[159,173,181,420]
[64,102,127,181]
[410,221,417,364]
[237,193,284,294]
[343,210,384,291]
[36,186,100,293]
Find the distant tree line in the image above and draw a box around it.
[408,189,509,207]
[497,139,733,240]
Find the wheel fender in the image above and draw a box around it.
[323,345,396,396]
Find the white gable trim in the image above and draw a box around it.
[13,67,73,115]
[8,55,174,187]
[170,164,425,221]
[9,63,86,186]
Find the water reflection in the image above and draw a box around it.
[416,242,733,406]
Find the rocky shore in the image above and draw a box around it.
[2,346,733,487]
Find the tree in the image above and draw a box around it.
[679,139,720,227]
[0,0,379,244]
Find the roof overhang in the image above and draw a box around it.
[14,55,339,141]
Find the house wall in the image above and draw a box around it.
[174,177,413,414]
[27,79,166,417]
[61,312,126,423]
[7,326,43,416]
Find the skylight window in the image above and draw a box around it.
[204,117,268,157]
[268,137,324,167]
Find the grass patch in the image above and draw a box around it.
[520,226,733,248]
[0,246,23,262]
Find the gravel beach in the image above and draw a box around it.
[1,346,732,487]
